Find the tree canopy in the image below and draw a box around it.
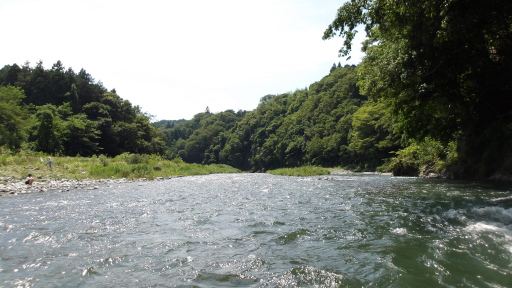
[0,61,165,156]
[0,86,27,149]
[161,65,400,172]
[324,0,512,178]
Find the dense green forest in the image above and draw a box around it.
[159,65,402,172]
[1,1,511,179]
[0,61,165,157]
[322,0,512,179]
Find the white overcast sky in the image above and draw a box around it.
[0,0,364,120]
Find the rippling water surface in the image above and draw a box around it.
[1,173,512,287]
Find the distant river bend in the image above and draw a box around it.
[1,173,511,287]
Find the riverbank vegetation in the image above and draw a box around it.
[266,166,330,177]
[0,62,165,157]
[1,1,510,180]
[159,66,403,173]
[0,150,240,183]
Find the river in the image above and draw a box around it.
[0,173,511,287]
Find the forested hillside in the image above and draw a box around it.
[160,65,402,172]
[0,61,165,156]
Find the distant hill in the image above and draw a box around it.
[152,119,187,129]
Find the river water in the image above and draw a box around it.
[0,173,511,287]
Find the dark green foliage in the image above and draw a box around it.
[66,84,79,113]
[165,110,246,165]
[33,105,62,154]
[0,64,22,86]
[324,0,512,178]
[0,86,27,149]
[62,114,100,157]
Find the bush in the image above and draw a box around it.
[1,150,241,181]
[171,157,184,164]
[88,163,154,179]
[99,155,109,166]
[267,166,330,176]
[114,153,149,164]
[385,138,456,176]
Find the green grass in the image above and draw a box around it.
[87,162,240,179]
[0,150,241,181]
[266,166,330,176]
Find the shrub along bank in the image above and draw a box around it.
[0,150,241,185]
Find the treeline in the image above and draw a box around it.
[321,0,512,179]
[159,65,403,172]
[0,61,165,156]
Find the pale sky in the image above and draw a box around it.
[0,0,364,120]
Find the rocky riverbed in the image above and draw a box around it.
[0,177,171,196]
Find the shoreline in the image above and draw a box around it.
[0,177,172,196]
[0,171,386,195]
[6,169,505,196]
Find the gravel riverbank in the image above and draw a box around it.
[1,170,392,196]
[0,177,171,196]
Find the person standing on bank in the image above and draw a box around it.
[25,174,34,185]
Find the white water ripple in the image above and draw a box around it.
[0,173,511,287]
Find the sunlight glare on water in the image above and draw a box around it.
[0,173,511,287]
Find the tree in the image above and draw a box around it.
[66,83,79,113]
[324,0,512,177]
[62,114,100,156]
[0,86,27,149]
[48,60,70,105]
[324,0,512,141]
[347,102,399,168]
[0,61,168,157]
[100,92,136,123]
[26,60,50,106]
[33,105,62,154]
[0,64,22,86]
[330,63,337,73]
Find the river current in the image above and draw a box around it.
[0,173,511,287]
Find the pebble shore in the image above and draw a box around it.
[0,177,170,196]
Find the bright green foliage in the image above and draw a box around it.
[386,138,457,177]
[347,102,399,168]
[87,153,240,179]
[0,151,240,181]
[267,166,330,176]
[162,66,401,172]
[0,86,27,149]
[0,61,165,157]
